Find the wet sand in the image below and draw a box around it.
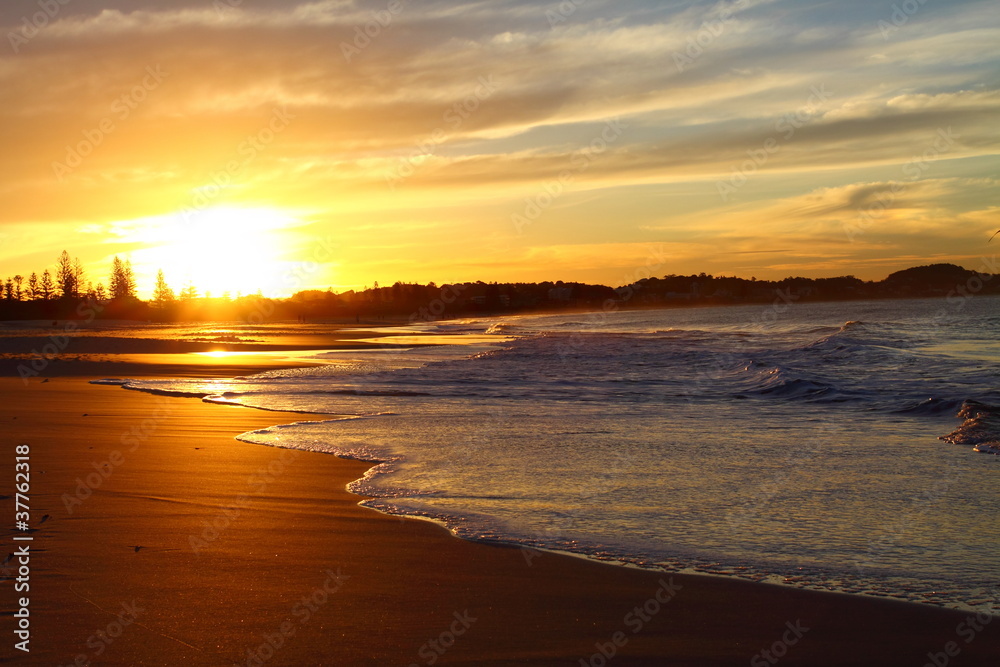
[1,365,998,665]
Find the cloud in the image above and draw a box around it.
[0,0,998,285]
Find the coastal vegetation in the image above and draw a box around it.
[1,252,997,322]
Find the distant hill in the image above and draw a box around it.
[2,260,998,322]
[884,263,977,291]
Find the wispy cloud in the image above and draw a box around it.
[1,0,998,286]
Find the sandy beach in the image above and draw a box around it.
[1,339,998,665]
[3,0,998,660]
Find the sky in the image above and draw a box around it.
[1,0,998,297]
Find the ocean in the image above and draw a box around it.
[97,296,1000,612]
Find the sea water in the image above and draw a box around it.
[98,296,1000,611]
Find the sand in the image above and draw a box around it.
[1,367,998,665]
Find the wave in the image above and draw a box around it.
[485,323,520,335]
[893,397,966,416]
[201,395,332,414]
[218,388,433,398]
[86,298,1000,613]
[118,383,215,399]
[651,328,714,338]
[730,363,843,402]
[433,322,491,334]
[940,400,1000,454]
[756,377,835,399]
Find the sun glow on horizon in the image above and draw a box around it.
[1,1,998,290]
[122,206,310,298]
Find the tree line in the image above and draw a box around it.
[2,251,138,303]
[1,254,997,323]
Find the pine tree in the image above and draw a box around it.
[56,250,77,299]
[179,283,199,301]
[110,257,124,299]
[153,270,175,306]
[95,283,107,302]
[109,256,137,300]
[27,273,38,300]
[12,275,23,301]
[3,279,12,300]
[40,270,54,300]
[124,259,137,299]
[73,258,85,296]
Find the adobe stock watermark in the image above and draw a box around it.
[52,65,169,182]
[844,127,959,242]
[238,234,341,326]
[17,297,105,384]
[724,427,831,532]
[750,620,810,667]
[551,244,667,362]
[579,578,682,667]
[716,84,833,202]
[241,235,340,325]
[58,600,145,667]
[511,117,628,234]
[878,0,931,40]
[520,446,642,567]
[7,0,72,54]
[235,569,350,667]
[408,284,467,324]
[189,447,300,554]
[179,105,294,221]
[853,461,958,576]
[921,588,998,667]
[407,610,478,667]
[673,0,750,72]
[546,0,589,27]
[908,255,999,342]
[384,75,499,190]
[61,395,175,515]
[341,0,409,62]
[213,0,243,17]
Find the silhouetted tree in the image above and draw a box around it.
[109,256,137,300]
[124,260,136,298]
[2,278,12,300]
[74,258,85,296]
[153,270,175,306]
[179,282,198,301]
[12,275,23,301]
[40,270,54,300]
[27,273,39,300]
[56,250,79,299]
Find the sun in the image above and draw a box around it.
[137,206,303,298]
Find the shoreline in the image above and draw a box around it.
[2,357,1000,664]
[87,365,992,615]
[358,494,999,617]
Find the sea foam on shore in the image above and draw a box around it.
[99,297,1000,612]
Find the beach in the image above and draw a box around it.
[1,325,999,666]
[3,0,998,660]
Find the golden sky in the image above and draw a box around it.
[1,0,998,297]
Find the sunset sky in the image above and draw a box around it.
[1,0,998,297]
